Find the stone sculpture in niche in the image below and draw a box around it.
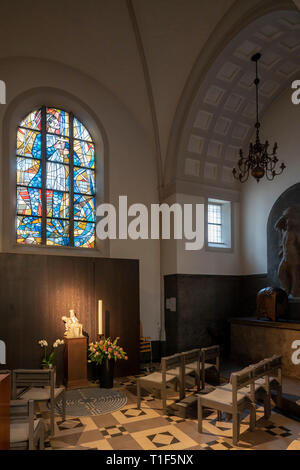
[275,206,300,298]
[62,310,84,338]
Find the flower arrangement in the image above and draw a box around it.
[38,338,64,368]
[88,337,128,366]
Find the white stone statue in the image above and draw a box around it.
[62,309,84,338]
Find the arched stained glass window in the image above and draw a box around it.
[16,107,96,248]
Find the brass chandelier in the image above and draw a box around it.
[232,53,286,183]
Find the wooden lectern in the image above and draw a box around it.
[64,337,89,389]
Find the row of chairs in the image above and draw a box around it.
[1,368,66,449]
[197,355,282,445]
[137,345,220,413]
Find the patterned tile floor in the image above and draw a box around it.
[36,375,300,451]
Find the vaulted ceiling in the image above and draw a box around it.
[171,9,300,197]
[0,0,299,198]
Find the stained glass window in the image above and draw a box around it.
[16,106,96,247]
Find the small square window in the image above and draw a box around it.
[208,204,223,244]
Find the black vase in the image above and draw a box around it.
[98,359,115,388]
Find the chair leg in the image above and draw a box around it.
[197,399,203,433]
[201,369,205,390]
[277,388,283,409]
[250,404,256,431]
[50,408,55,437]
[39,424,45,450]
[62,389,66,422]
[264,394,271,419]
[137,380,141,409]
[232,412,240,446]
[217,410,222,421]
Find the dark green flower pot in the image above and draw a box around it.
[98,359,115,388]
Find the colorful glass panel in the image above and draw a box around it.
[19,109,41,130]
[17,216,42,245]
[74,221,95,248]
[46,163,69,192]
[73,117,92,142]
[46,108,69,136]
[16,187,42,216]
[46,218,69,246]
[17,158,42,188]
[73,139,95,168]
[74,167,95,195]
[74,194,95,222]
[16,107,96,248]
[46,134,69,163]
[46,191,69,219]
[17,128,41,158]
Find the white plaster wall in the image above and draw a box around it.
[161,193,241,276]
[241,87,300,275]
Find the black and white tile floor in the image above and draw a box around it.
[35,375,300,451]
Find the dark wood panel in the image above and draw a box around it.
[45,255,95,383]
[0,374,10,450]
[95,258,140,377]
[0,253,48,370]
[0,253,140,383]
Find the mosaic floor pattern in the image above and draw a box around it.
[35,375,300,451]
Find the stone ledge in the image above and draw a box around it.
[230,317,300,331]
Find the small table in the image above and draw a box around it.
[64,337,89,389]
[0,374,10,450]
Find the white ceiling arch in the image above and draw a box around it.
[164,7,300,200]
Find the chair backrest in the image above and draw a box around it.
[252,359,268,380]
[12,369,54,400]
[161,353,182,372]
[231,365,255,408]
[202,345,220,369]
[230,366,254,389]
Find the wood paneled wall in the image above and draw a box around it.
[0,253,140,383]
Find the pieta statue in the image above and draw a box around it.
[62,310,84,338]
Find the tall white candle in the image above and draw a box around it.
[98,300,103,335]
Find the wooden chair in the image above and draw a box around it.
[12,369,65,436]
[201,345,220,389]
[10,399,44,450]
[198,365,256,446]
[253,355,282,414]
[182,349,202,392]
[137,354,183,413]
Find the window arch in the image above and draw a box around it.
[16,107,96,248]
